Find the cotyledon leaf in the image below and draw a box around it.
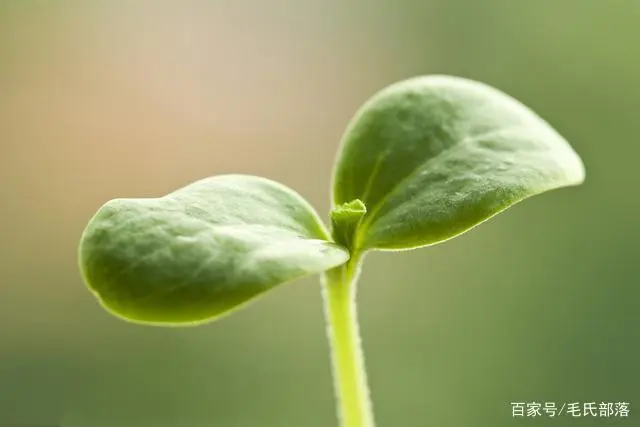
[79,174,349,325]
[332,75,585,251]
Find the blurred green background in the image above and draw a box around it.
[1,1,638,426]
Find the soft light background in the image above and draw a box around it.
[1,1,638,426]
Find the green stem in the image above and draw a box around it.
[322,255,375,427]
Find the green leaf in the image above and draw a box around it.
[79,175,349,325]
[332,75,585,251]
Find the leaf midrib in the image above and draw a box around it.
[94,219,325,288]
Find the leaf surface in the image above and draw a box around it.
[79,175,349,325]
[332,75,585,250]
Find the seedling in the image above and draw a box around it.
[79,76,585,427]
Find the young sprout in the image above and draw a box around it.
[79,75,585,427]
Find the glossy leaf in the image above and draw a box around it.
[79,175,349,325]
[332,75,585,251]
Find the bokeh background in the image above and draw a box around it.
[1,1,638,426]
